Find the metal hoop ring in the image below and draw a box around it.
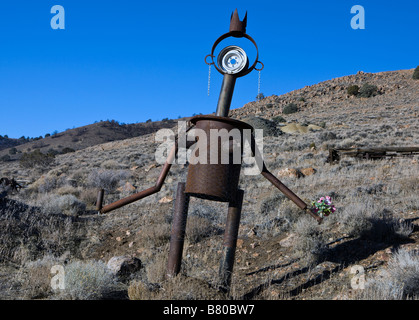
[205,54,215,65]
[254,61,264,71]
[206,31,260,78]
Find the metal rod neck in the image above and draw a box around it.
[215,74,236,117]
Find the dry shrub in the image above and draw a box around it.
[55,185,80,197]
[403,193,419,211]
[337,199,413,242]
[0,198,76,264]
[257,192,284,216]
[129,275,226,300]
[254,197,303,237]
[100,159,124,170]
[37,194,86,217]
[292,216,329,266]
[393,219,414,239]
[145,250,168,284]
[31,175,58,194]
[135,274,226,300]
[139,223,171,247]
[79,188,99,207]
[71,168,89,186]
[60,260,118,300]
[128,280,158,300]
[387,249,419,298]
[87,168,131,193]
[159,274,226,300]
[358,249,419,300]
[15,254,61,299]
[358,83,378,98]
[337,200,376,238]
[19,150,54,169]
[186,216,217,244]
[0,197,90,270]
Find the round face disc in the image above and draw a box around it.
[217,46,248,74]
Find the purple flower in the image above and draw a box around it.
[311,196,336,217]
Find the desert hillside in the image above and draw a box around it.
[0,68,418,300]
[0,119,181,157]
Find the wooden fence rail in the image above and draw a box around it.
[327,147,419,163]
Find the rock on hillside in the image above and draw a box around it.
[242,117,283,137]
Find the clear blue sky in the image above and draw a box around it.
[1,0,418,138]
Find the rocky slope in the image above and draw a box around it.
[231,69,419,121]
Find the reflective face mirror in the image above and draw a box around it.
[217,45,248,75]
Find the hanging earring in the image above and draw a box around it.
[255,61,264,101]
[205,54,215,96]
[208,63,212,96]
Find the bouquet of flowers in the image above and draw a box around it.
[312,196,336,218]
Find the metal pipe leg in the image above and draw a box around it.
[96,189,104,212]
[167,182,190,278]
[219,189,244,293]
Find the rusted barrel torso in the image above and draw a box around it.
[185,115,253,202]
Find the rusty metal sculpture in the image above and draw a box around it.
[97,10,322,293]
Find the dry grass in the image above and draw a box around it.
[129,274,226,300]
[13,255,61,299]
[356,249,419,300]
[59,260,119,300]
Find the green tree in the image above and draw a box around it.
[283,103,298,114]
[19,150,54,168]
[347,85,360,96]
[61,147,75,154]
[413,66,419,80]
[1,155,11,162]
[256,93,265,101]
[272,115,286,123]
[359,83,378,98]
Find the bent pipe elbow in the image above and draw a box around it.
[100,185,160,214]
[260,168,323,224]
[99,155,175,214]
[99,124,194,214]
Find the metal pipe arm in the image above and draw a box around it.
[249,132,323,223]
[261,169,322,223]
[100,145,176,214]
[99,124,195,214]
